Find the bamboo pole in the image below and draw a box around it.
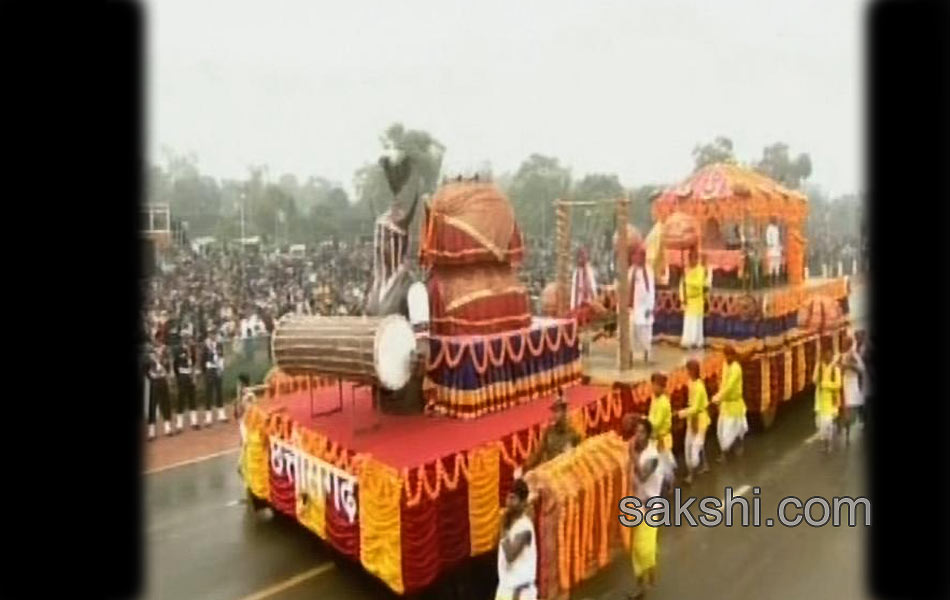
[555,200,572,316]
[616,197,632,371]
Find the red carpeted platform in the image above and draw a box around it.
[265,382,606,469]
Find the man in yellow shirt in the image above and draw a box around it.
[814,346,842,454]
[677,359,711,484]
[679,248,707,349]
[648,373,676,489]
[712,346,748,462]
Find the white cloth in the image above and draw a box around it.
[815,414,836,441]
[717,415,748,452]
[632,323,653,360]
[841,350,865,407]
[681,313,704,348]
[495,584,537,600]
[684,428,707,470]
[634,441,664,501]
[659,448,677,484]
[407,281,430,326]
[570,265,598,309]
[630,266,655,326]
[766,224,782,274]
[496,514,537,596]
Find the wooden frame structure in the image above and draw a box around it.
[554,198,634,371]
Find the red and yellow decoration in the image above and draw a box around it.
[424,317,582,419]
[420,181,525,268]
[524,433,630,598]
[652,163,809,282]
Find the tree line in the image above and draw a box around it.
[147,126,863,249]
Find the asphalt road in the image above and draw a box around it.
[143,283,870,600]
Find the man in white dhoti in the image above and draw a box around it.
[629,247,655,363]
[495,479,537,600]
[570,247,598,310]
[839,334,865,446]
[765,218,781,284]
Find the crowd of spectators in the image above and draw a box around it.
[142,241,375,348]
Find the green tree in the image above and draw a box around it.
[353,162,392,221]
[571,173,625,245]
[755,142,812,189]
[692,136,735,171]
[249,183,296,245]
[507,154,572,243]
[629,185,663,233]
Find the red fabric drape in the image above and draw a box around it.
[436,458,471,573]
[498,429,529,506]
[325,487,360,561]
[268,467,297,518]
[400,463,442,592]
[421,217,525,267]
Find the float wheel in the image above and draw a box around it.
[246,487,267,512]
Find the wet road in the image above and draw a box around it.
[143,396,869,600]
[144,283,869,599]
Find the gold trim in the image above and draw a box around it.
[439,215,514,262]
[444,286,527,313]
[430,313,532,326]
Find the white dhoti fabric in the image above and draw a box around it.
[684,428,707,470]
[815,414,836,442]
[631,322,653,360]
[681,314,704,348]
[767,248,782,275]
[495,584,537,600]
[717,415,748,452]
[659,448,677,481]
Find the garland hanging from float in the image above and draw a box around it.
[427,319,578,373]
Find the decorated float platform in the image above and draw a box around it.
[583,319,850,435]
[651,276,851,352]
[241,374,622,595]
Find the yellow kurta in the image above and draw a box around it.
[648,393,673,451]
[684,379,711,434]
[718,361,747,418]
[813,362,842,418]
[679,265,706,317]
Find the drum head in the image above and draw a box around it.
[374,314,416,390]
[407,281,430,326]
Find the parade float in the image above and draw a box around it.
[557,162,851,434]
[238,156,603,595]
[238,157,850,596]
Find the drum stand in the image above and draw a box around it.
[309,376,344,418]
[351,381,382,435]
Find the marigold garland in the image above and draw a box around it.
[467,444,501,555]
[359,458,405,594]
[426,318,577,373]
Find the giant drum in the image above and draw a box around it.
[271,314,417,390]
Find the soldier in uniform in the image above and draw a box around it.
[147,344,173,439]
[173,333,198,432]
[202,331,227,425]
[521,388,582,473]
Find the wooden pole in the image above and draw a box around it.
[616,197,632,371]
[555,200,572,316]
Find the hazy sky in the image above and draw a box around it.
[150,0,864,197]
